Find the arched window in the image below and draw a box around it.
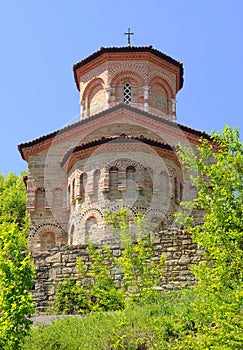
[144,168,153,191]
[174,177,178,200]
[52,188,62,209]
[72,178,75,202]
[150,217,163,232]
[109,167,118,190]
[180,183,183,202]
[35,188,45,209]
[80,173,87,197]
[93,169,100,195]
[123,83,132,104]
[85,216,97,243]
[126,165,136,189]
[69,225,74,246]
[40,232,55,251]
[67,184,71,206]
[126,165,135,180]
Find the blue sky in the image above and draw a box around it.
[1,0,243,175]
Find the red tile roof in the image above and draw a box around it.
[18,103,211,160]
[73,46,184,90]
[60,133,176,167]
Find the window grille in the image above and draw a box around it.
[123,83,132,104]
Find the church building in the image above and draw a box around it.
[18,44,210,253]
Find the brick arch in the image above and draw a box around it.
[78,207,104,224]
[110,70,145,89]
[103,155,175,177]
[106,204,136,219]
[32,223,67,251]
[149,76,173,99]
[105,159,145,172]
[146,208,165,217]
[82,77,106,114]
[147,211,165,232]
[148,69,176,94]
[82,77,105,101]
[32,223,66,239]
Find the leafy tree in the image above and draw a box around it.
[105,209,165,305]
[55,245,124,314]
[178,125,243,289]
[0,222,35,350]
[176,125,243,348]
[0,172,28,231]
[55,209,165,313]
[0,173,34,349]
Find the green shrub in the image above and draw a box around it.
[0,223,35,350]
[54,279,89,314]
[54,210,165,314]
[54,246,124,314]
[105,209,165,305]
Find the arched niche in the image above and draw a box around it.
[82,78,106,116]
[85,216,98,243]
[149,77,174,113]
[52,188,63,209]
[40,231,56,252]
[35,188,46,209]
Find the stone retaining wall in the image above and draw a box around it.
[32,228,203,313]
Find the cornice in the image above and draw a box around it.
[18,104,212,161]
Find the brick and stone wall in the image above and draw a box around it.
[32,227,203,313]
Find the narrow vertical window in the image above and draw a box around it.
[35,188,45,209]
[93,169,100,195]
[85,216,98,243]
[174,177,178,200]
[69,225,74,246]
[80,173,87,197]
[180,183,183,202]
[72,179,75,202]
[126,165,136,189]
[126,165,135,180]
[67,185,71,206]
[109,167,118,190]
[53,188,62,209]
[124,83,132,104]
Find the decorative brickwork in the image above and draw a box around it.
[77,47,180,120]
[18,46,213,304]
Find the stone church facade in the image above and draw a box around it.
[18,46,210,254]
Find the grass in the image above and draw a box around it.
[23,291,193,349]
[23,288,243,350]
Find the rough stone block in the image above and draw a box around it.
[46,252,61,263]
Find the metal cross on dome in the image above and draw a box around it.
[124,28,134,47]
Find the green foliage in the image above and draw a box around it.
[54,245,124,314]
[24,289,243,350]
[54,209,165,314]
[0,222,35,350]
[0,173,34,349]
[76,245,124,312]
[24,292,179,350]
[53,279,89,314]
[106,209,165,304]
[0,172,28,231]
[177,125,243,290]
[176,125,243,348]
